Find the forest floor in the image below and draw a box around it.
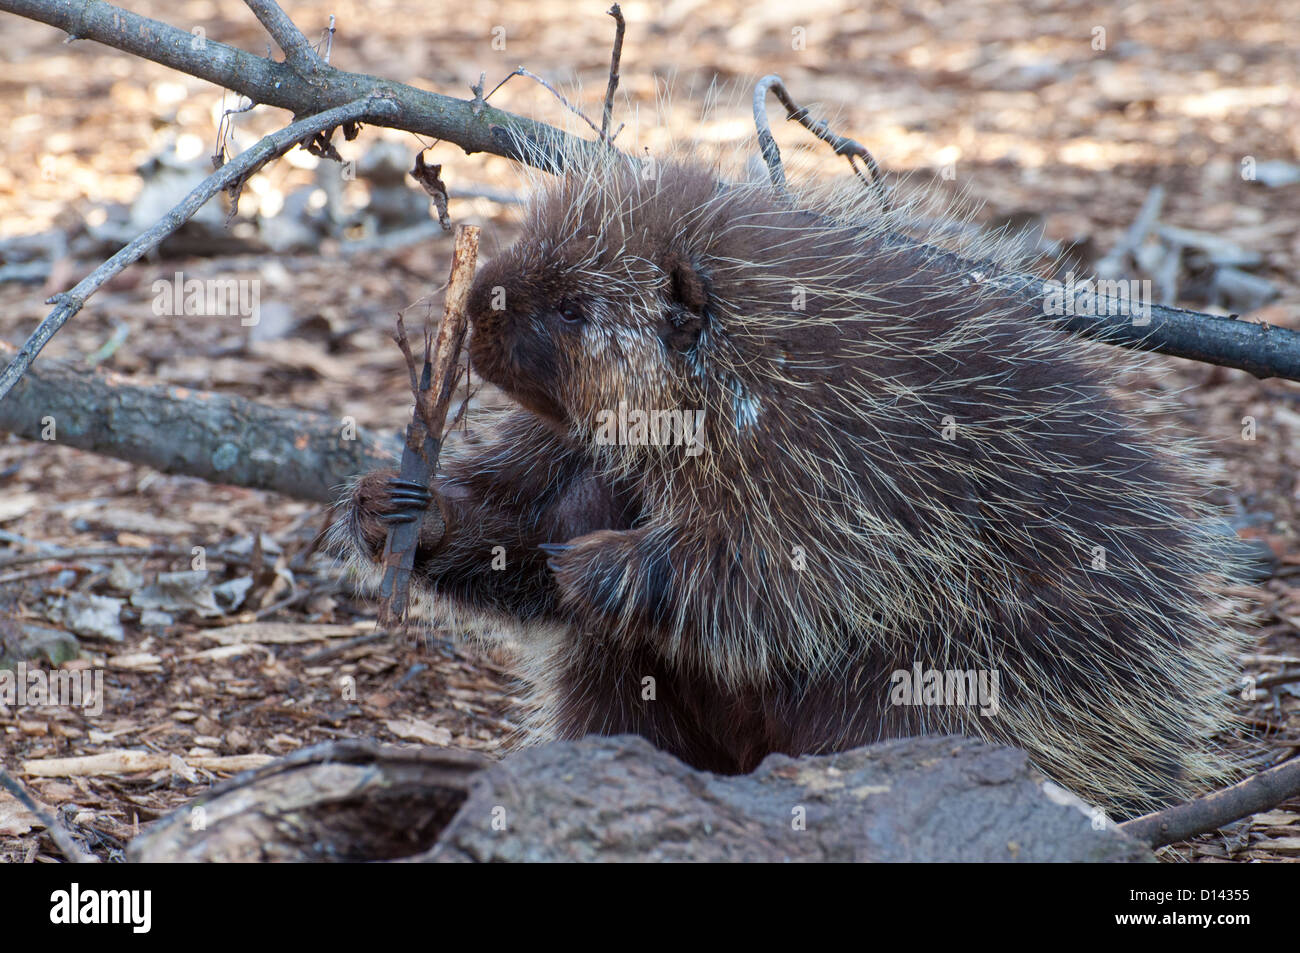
[1,0,1299,862]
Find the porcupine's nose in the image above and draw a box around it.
[466,304,537,410]
[465,303,504,382]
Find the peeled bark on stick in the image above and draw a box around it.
[378,224,479,627]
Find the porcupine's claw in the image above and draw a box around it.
[387,478,432,510]
[376,477,429,524]
[386,494,430,511]
[538,542,573,574]
[389,478,429,493]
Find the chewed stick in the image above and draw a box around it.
[378,223,480,628]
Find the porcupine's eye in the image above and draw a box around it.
[555,298,585,327]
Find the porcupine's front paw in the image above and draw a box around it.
[539,527,670,623]
[347,469,447,564]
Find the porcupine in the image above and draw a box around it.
[341,148,1248,817]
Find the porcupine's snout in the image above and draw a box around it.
[465,284,509,386]
[466,267,569,424]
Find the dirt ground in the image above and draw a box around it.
[1,0,1299,862]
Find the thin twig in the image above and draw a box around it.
[0,95,398,401]
[0,544,253,570]
[514,68,606,142]
[242,0,322,73]
[1231,668,1300,697]
[1253,669,1300,692]
[753,74,889,208]
[0,565,72,585]
[252,580,338,620]
[213,93,257,171]
[1120,757,1300,848]
[301,631,387,664]
[391,316,423,403]
[600,4,626,142]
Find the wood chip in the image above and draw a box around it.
[107,652,163,671]
[0,793,45,835]
[203,622,365,645]
[22,749,273,777]
[384,716,452,747]
[178,644,262,662]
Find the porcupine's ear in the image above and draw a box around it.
[660,250,709,351]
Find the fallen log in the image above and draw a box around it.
[0,341,398,504]
[125,741,488,863]
[126,735,1153,863]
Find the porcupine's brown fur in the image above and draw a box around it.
[340,148,1248,817]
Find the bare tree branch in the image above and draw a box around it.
[0,342,399,503]
[987,269,1300,382]
[754,73,1300,383]
[379,226,479,628]
[1120,756,1300,849]
[0,0,593,169]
